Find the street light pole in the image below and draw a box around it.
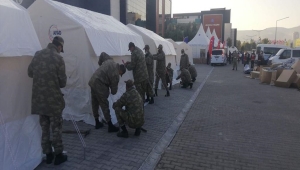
[275,17,289,44]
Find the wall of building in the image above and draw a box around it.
[110,0,120,20]
[224,23,232,45]
[146,0,157,33]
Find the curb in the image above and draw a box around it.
[138,67,214,170]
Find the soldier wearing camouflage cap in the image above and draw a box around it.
[143,45,155,104]
[89,54,126,132]
[166,63,174,90]
[176,66,193,89]
[153,44,170,97]
[113,79,145,138]
[125,42,154,104]
[188,63,197,82]
[180,49,189,69]
[28,36,67,165]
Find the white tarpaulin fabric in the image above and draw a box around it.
[0,1,43,169]
[206,26,212,39]
[188,24,209,58]
[0,0,41,56]
[28,0,144,125]
[212,29,223,48]
[176,41,194,65]
[127,24,179,87]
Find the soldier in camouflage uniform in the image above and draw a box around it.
[125,42,154,104]
[166,63,174,90]
[232,51,238,71]
[113,79,144,138]
[98,52,113,66]
[180,49,189,69]
[188,64,197,82]
[153,44,170,97]
[27,36,67,165]
[89,56,126,132]
[144,45,155,103]
[176,66,193,89]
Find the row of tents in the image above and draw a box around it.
[0,0,200,169]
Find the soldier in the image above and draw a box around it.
[176,66,193,89]
[88,55,126,131]
[153,44,170,97]
[143,45,154,104]
[113,79,144,138]
[28,36,67,165]
[98,52,113,66]
[166,63,173,90]
[180,49,189,69]
[232,51,238,71]
[125,42,154,104]
[188,64,197,82]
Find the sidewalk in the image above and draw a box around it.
[35,64,213,170]
[156,64,300,170]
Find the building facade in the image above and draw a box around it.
[173,12,202,24]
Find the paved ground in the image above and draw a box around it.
[35,64,213,170]
[156,63,300,170]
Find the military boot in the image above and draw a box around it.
[189,83,193,89]
[145,95,150,103]
[134,127,141,136]
[95,118,104,129]
[108,121,119,133]
[117,125,129,138]
[154,89,158,96]
[165,90,170,97]
[149,97,154,104]
[54,153,68,165]
[46,153,54,164]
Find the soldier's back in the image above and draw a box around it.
[124,88,144,128]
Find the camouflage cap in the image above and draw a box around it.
[119,64,126,77]
[158,44,163,49]
[52,36,64,53]
[125,79,134,88]
[128,42,135,51]
[143,45,150,50]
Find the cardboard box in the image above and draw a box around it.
[260,68,274,84]
[250,71,260,79]
[275,70,297,88]
[276,68,284,79]
[292,60,300,73]
[291,74,300,88]
[270,71,277,85]
[259,67,270,79]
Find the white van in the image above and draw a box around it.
[211,49,227,66]
[256,44,288,60]
[269,48,300,64]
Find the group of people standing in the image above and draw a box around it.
[27,36,198,165]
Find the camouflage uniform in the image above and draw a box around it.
[176,68,192,87]
[88,60,120,121]
[153,50,168,89]
[98,52,113,66]
[126,46,153,99]
[113,86,144,129]
[232,52,238,70]
[27,43,67,155]
[166,66,173,88]
[145,51,154,94]
[180,53,189,69]
[188,65,197,82]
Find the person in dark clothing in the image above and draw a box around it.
[250,52,256,68]
[228,51,232,64]
[206,51,210,65]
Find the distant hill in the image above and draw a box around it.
[237,25,300,42]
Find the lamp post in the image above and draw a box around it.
[275,17,289,44]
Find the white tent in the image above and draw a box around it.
[127,24,179,87]
[188,24,209,58]
[212,29,223,48]
[206,26,212,39]
[176,42,194,65]
[28,0,145,125]
[166,39,180,67]
[0,0,42,169]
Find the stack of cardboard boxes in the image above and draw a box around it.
[249,61,300,89]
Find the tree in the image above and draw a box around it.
[226,38,232,47]
[262,38,269,44]
[236,40,242,50]
[241,45,245,52]
[164,22,200,41]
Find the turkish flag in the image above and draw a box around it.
[217,40,221,49]
[209,36,215,57]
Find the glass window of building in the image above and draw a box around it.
[127,0,146,27]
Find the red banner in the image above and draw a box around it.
[209,36,215,57]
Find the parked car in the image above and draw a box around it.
[269,48,300,64]
[211,49,227,66]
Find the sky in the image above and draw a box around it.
[172,0,300,30]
